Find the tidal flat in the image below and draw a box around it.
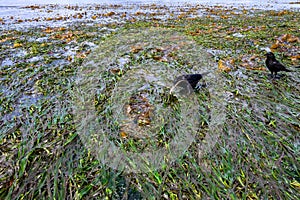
[0,2,300,199]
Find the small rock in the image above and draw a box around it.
[232,33,245,38]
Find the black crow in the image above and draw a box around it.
[174,73,204,89]
[265,52,292,77]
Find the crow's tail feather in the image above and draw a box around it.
[284,68,293,72]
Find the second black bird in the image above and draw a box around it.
[265,52,292,77]
[174,74,204,89]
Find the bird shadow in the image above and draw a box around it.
[267,74,287,80]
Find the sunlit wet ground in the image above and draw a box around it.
[0,0,299,30]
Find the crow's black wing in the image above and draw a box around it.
[184,74,203,89]
[272,60,291,72]
[174,74,203,89]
